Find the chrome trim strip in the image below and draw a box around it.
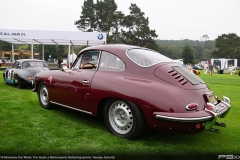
[221,101,231,107]
[217,107,228,116]
[155,114,212,122]
[50,101,92,115]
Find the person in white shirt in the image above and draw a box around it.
[204,63,208,75]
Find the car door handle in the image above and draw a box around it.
[82,80,90,85]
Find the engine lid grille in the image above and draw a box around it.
[172,66,205,85]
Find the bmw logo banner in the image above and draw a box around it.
[98,34,103,40]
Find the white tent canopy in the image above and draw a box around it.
[0,29,107,61]
[211,58,237,70]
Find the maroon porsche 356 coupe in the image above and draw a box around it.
[33,44,231,139]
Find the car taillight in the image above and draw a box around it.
[196,124,201,129]
[185,103,198,111]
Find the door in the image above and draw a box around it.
[51,51,100,112]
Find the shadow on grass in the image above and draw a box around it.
[47,104,107,130]
[1,82,34,90]
[46,103,215,144]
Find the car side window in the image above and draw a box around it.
[72,51,100,70]
[98,51,125,71]
[22,62,30,68]
[13,62,20,69]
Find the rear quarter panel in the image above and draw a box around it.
[89,68,209,125]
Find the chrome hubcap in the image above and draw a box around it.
[40,85,49,106]
[108,101,133,134]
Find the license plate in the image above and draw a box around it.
[206,91,217,104]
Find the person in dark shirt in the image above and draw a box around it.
[209,62,213,76]
[57,57,62,68]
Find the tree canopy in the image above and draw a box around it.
[212,33,240,59]
[0,41,11,51]
[120,3,158,49]
[74,0,158,49]
[182,44,194,64]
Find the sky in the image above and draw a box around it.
[0,0,240,41]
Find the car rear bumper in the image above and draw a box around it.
[153,96,231,132]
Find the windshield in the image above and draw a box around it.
[126,48,172,67]
[22,61,48,69]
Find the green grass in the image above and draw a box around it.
[0,70,239,160]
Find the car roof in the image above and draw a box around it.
[80,44,146,54]
[16,59,44,63]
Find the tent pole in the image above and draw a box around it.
[72,45,74,63]
[12,44,14,62]
[69,41,71,65]
[31,40,34,59]
[42,45,44,61]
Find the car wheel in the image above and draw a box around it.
[38,82,52,109]
[13,75,22,88]
[104,98,146,140]
[3,75,6,84]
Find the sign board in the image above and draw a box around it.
[0,29,106,45]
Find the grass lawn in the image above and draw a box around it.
[0,70,239,160]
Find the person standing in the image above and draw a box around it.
[209,62,213,76]
[204,62,208,75]
[58,57,62,68]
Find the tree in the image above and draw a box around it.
[0,40,12,51]
[19,44,38,52]
[159,45,182,59]
[74,1,159,47]
[74,0,118,35]
[57,45,65,56]
[44,45,57,61]
[95,0,117,33]
[204,40,216,50]
[121,3,158,49]
[74,0,96,32]
[192,45,203,61]
[182,44,194,64]
[108,11,125,43]
[212,33,240,60]
[201,34,209,41]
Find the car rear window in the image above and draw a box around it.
[126,48,172,67]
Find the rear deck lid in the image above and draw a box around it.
[154,63,206,89]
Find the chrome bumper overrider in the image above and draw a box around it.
[155,96,231,133]
[204,96,231,132]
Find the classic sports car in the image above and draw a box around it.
[32,44,231,140]
[188,67,201,75]
[192,65,203,70]
[3,59,49,88]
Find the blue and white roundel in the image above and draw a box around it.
[98,34,103,40]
